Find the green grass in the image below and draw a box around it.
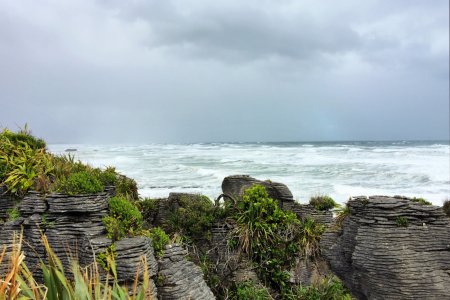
[6,207,20,221]
[309,195,338,211]
[396,216,408,227]
[410,197,432,206]
[232,281,272,300]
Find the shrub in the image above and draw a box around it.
[59,171,104,195]
[137,198,160,223]
[165,195,215,242]
[232,185,301,291]
[396,216,408,227]
[115,175,139,200]
[104,196,143,240]
[95,166,118,186]
[146,227,170,257]
[298,217,325,259]
[310,195,338,211]
[1,127,46,150]
[0,138,54,195]
[443,199,450,217]
[410,197,432,206]
[232,281,272,300]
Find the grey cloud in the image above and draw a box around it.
[0,0,448,143]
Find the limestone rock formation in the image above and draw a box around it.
[321,196,450,300]
[222,175,294,204]
[0,190,159,294]
[157,244,215,300]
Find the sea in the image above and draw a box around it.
[48,141,450,206]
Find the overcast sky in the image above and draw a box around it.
[0,0,448,143]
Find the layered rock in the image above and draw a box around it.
[0,185,19,219]
[321,196,450,300]
[283,202,333,226]
[222,175,294,204]
[157,244,215,300]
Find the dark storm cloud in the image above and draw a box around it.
[0,0,448,143]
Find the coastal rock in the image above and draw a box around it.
[283,202,333,226]
[221,175,294,204]
[157,244,215,300]
[321,196,450,300]
[0,186,19,220]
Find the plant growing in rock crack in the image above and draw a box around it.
[410,197,432,206]
[309,195,338,211]
[96,243,117,272]
[396,216,408,227]
[443,199,450,217]
[146,227,169,257]
[334,203,350,229]
[298,217,325,259]
[6,207,20,221]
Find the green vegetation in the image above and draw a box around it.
[7,207,20,221]
[443,199,450,217]
[284,276,352,300]
[96,244,117,272]
[396,216,408,227]
[137,197,160,223]
[103,196,143,241]
[0,233,154,299]
[165,194,215,243]
[58,171,104,195]
[231,281,272,300]
[410,197,432,206]
[298,217,325,259]
[232,185,302,291]
[146,227,170,257]
[0,127,138,198]
[309,195,338,211]
[334,204,350,229]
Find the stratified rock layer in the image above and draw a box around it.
[321,196,450,300]
[222,175,294,203]
[157,244,215,300]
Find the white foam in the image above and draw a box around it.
[48,142,450,205]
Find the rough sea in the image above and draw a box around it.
[48,141,450,206]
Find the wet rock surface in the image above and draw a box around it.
[321,196,450,300]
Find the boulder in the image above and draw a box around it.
[221,175,293,205]
[321,196,450,300]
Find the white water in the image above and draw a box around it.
[48,141,450,205]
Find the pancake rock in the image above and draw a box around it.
[157,244,215,300]
[321,196,450,300]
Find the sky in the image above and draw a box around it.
[0,0,448,143]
